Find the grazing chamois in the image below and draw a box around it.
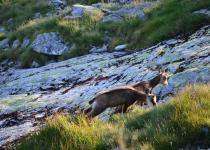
[84,86,157,118]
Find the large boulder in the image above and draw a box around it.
[30,32,69,55]
[0,39,9,49]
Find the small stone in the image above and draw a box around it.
[46,12,54,17]
[12,40,20,49]
[90,45,108,53]
[114,44,127,51]
[7,18,14,25]
[49,0,67,10]
[0,26,6,33]
[21,38,30,48]
[34,12,42,19]
[201,127,209,136]
[34,113,45,119]
[31,61,40,68]
[0,39,9,49]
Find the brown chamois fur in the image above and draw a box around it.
[84,86,157,118]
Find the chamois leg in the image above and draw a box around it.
[114,104,130,114]
[87,106,106,118]
[122,104,130,113]
[84,107,92,114]
[114,106,124,114]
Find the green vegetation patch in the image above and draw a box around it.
[14,84,210,150]
[99,0,210,49]
[0,0,53,30]
[1,0,210,68]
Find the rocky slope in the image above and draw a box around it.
[0,25,209,148]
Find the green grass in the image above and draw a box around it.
[14,84,210,150]
[0,0,53,31]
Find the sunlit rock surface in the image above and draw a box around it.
[0,25,210,147]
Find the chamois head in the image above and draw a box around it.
[146,94,157,107]
[159,69,169,85]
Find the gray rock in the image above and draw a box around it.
[166,62,182,74]
[102,4,150,23]
[71,4,101,17]
[21,38,30,48]
[7,18,14,25]
[30,32,69,55]
[12,40,20,49]
[114,44,127,51]
[49,0,67,10]
[34,12,42,19]
[114,5,146,19]
[165,39,182,46]
[64,15,82,21]
[0,26,6,33]
[31,61,40,68]
[45,12,54,17]
[0,39,9,49]
[169,68,210,90]
[193,9,210,17]
[90,45,108,53]
[102,14,123,23]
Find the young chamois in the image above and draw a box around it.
[133,70,169,94]
[84,86,157,118]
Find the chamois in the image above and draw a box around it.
[114,70,169,113]
[132,70,169,94]
[84,86,157,118]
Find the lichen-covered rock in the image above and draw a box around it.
[30,32,69,55]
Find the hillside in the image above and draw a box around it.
[0,0,210,149]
